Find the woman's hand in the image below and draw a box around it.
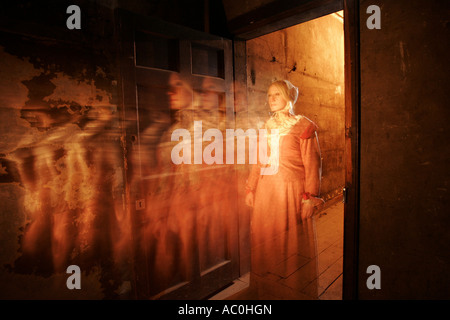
[245,192,254,207]
[301,197,324,220]
[301,201,315,220]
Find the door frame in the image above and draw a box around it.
[229,0,360,300]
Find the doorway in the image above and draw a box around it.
[221,10,345,300]
[219,0,360,300]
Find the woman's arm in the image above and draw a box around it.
[300,130,321,197]
[300,124,322,219]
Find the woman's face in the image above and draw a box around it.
[168,74,192,110]
[267,85,288,112]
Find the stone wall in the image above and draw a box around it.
[246,12,345,202]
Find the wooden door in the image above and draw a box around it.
[117,9,239,299]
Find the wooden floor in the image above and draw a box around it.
[210,199,344,300]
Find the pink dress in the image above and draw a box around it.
[246,116,321,276]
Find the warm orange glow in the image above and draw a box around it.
[7,74,130,282]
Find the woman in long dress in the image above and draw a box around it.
[245,80,322,290]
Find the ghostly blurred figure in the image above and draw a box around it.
[194,77,230,272]
[12,100,86,276]
[80,104,130,294]
[141,73,198,296]
[167,74,195,112]
[198,77,225,130]
[11,85,128,297]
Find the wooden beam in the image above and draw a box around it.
[227,0,343,40]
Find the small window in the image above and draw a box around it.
[191,44,225,78]
[135,31,179,71]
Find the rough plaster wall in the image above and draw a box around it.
[246,13,345,201]
[359,0,450,299]
[285,13,345,201]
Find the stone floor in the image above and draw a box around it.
[209,199,344,300]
